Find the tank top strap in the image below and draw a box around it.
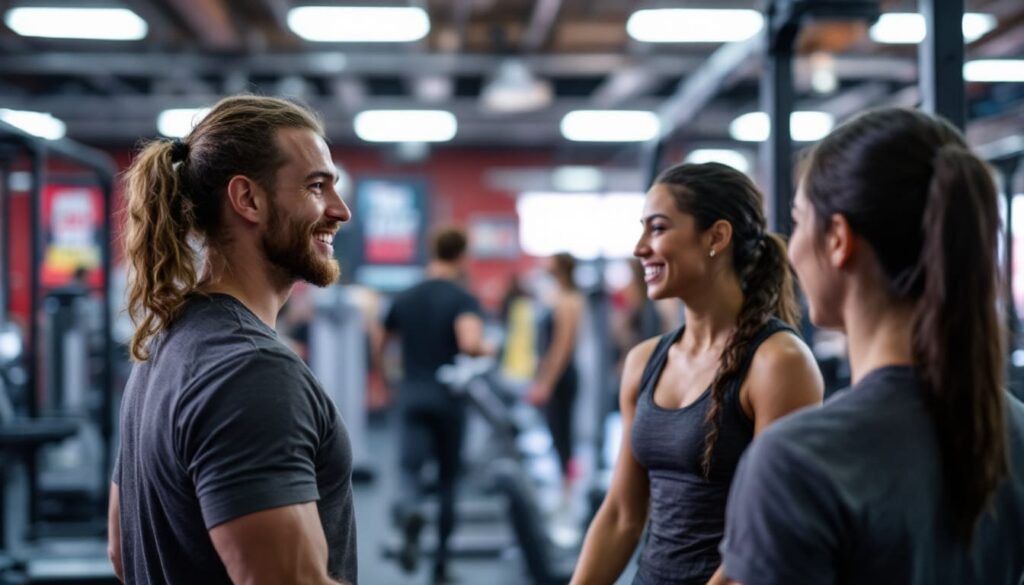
[737,317,797,379]
[636,325,684,400]
[726,317,798,427]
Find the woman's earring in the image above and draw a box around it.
[709,249,716,258]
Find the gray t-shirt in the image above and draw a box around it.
[722,366,1024,585]
[113,294,357,584]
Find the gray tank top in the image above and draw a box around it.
[630,318,793,585]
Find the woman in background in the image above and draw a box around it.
[528,252,585,489]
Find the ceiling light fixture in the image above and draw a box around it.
[729,111,835,143]
[0,109,66,140]
[287,6,430,43]
[354,110,457,143]
[480,59,553,114]
[684,149,750,174]
[964,59,1024,83]
[626,9,764,43]
[157,108,211,138]
[869,12,996,44]
[560,110,660,142]
[5,7,147,41]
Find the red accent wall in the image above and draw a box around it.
[6,147,556,321]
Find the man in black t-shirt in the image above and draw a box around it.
[111,96,357,584]
[380,227,491,583]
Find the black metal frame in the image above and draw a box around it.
[0,120,117,525]
[919,0,966,129]
[762,0,881,235]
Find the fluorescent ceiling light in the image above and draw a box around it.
[627,9,763,43]
[560,110,660,142]
[964,60,1024,83]
[552,166,604,192]
[0,109,66,140]
[354,110,457,143]
[288,6,429,42]
[157,108,211,138]
[4,7,147,41]
[729,111,835,143]
[869,12,996,44]
[684,149,750,174]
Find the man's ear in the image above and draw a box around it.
[225,175,265,225]
[826,213,856,269]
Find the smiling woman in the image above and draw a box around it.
[572,162,823,585]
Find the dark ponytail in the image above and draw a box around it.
[804,107,1007,543]
[654,162,799,476]
[914,144,1006,543]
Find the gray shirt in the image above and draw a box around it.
[114,294,357,584]
[722,366,1024,585]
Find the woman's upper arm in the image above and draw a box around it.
[602,337,659,523]
[743,331,824,435]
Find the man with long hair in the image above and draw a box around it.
[108,96,357,584]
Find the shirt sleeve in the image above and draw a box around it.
[175,352,325,530]
[720,429,846,585]
[457,291,483,318]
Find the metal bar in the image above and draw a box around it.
[656,34,762,141]
[995,157,1022,344]
[764,13,797,235]
[521,0,563,52]
[0,158,9,321]
[99,170,115,516]
[27,141,43,530]
[642,138,666,189]
[919,0,965,129]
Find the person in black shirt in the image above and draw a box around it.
[111,95,357,585]
[380,226,492,583]
[722,108,1024,584]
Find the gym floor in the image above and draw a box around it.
[354,414,637,585]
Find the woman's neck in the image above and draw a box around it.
[842,286,915,384]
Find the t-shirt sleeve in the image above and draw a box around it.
[175,353,325,530]
[720,429,845,585]
[456,291,483,318]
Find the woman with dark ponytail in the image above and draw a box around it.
[572,162,824,585]
[721,107,1024,585]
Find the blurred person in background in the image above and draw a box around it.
[527,252,585,495]
[378,226,492,584]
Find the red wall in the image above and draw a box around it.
[5,147,557,321]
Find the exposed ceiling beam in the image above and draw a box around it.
[656,35,762,140]
[164,0,241,49]
[521,0,564,52]
[0,52,701,77]
[589,66,662,108]
[0,51,918,81]
[252,0,291,34]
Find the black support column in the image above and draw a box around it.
[763,3,798,235]
[919,0,965,129]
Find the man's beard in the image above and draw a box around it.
[262,199,341,287]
